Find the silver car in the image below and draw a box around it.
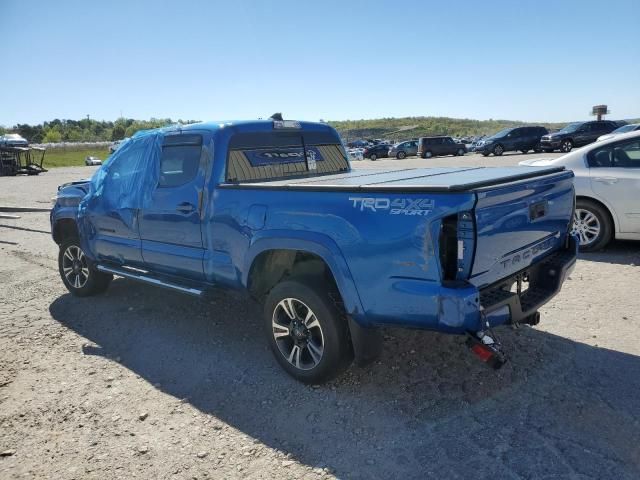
[388,140,418,159]
[520,130,640,250]
[597,123,640,142]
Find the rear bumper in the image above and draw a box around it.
[479,235,578,326]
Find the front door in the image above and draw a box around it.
[138,133,208,280]
[573,124,594,146]
[589,137,640,233]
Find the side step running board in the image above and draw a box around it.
[96,265,203,297]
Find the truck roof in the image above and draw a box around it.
[220,166,569,193]
[178,119,336,135]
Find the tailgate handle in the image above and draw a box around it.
[529,200,547,220]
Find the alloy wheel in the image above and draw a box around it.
[272,298,325,371]
[62,245,90,289]
[572,208,601,246]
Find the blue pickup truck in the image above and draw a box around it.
[51,119,577,383]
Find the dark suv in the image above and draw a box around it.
[417,136,466,158]
[475,126,548,156]
[540,121,619,153]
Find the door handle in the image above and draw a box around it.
[594,177,618,185]
[176,202,196,213]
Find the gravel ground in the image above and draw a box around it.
[1,154,639,479]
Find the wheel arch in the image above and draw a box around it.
[575,195,619,233]
[52,218,80,244]
[243,234,364,317]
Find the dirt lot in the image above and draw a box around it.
[1,154,640,479]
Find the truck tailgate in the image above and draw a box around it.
[469,169,575,288]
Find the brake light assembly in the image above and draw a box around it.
[438,210,476,284]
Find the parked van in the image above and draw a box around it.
[417,136,466,158]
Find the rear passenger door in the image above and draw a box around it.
[138,133,208,280]
[431,137,444,155]
[588,137,640,233]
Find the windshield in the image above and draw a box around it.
[488,128,512,139]
[612,124,636,134]
[557,122,582,134]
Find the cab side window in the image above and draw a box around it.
[158,134,203,187]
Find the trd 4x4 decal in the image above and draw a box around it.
[349,197,434,216]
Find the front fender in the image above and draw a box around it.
[243,230,365,318]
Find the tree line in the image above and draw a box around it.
[0,118,198,144]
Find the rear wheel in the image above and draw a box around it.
[423,150,433,159]
[571,199,612,251]
[493,144,504,156]
[369,153,377,161]
[456,148,465,156]
[58,239,112,296]
[264,277,353,384]
[397,151,406,159]
[520,149,529,154]
[481,152,490,157]
[561,139,573,153]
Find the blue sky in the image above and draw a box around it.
[1,0,638,126]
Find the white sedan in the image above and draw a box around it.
[520,130,640,250]
[84,156,102,166]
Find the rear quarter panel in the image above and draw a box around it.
[207,187,475,328]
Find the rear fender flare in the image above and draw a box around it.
[243,230,364,317]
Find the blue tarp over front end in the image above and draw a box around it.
[76,127,173,258]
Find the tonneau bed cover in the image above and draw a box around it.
[220,166,568,192]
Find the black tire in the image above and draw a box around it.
[397,151,406,159]
[423,150,433,159]
[493,144,504,156]
[573,199,612,252]
[481,152,490,157]
[544,149,555,153]
[264,277,353,384]
[561,139,573,153]
[58,239,112,296]
[369,154,377,161]
[456,148,465,156]
[520,149,529,154]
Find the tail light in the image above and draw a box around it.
[439,210,476,283]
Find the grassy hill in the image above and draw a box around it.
[329,116,567,143]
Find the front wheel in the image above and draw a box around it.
[520,149,529,154]
[423,150,433,159]
[58,239,112,296]
[396,151,406,159]
[264,278,353,384]
[561,139,573,153]
[369,154,377,161]
[571,199,612,251]
[493,144,504,156]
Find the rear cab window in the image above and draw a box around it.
[226,129,349,182]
